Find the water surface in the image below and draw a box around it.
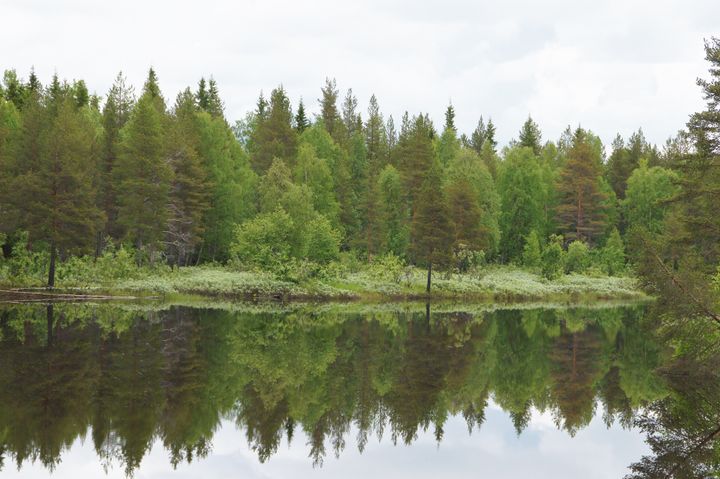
[0,302,672,477]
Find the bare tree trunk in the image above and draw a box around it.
[48,243,56,289]
[426,262,432,293]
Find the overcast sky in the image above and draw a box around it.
[2,0,718,149]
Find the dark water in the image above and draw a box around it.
[0,302,712,478]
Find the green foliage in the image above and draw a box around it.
[305,216,341,263]
[230,209,293,273]
[565,240,590,273]
[498,146,545,261]
[601,228,625,276]
[622,160,679,234]
[522,230,542,269]
[542,235,565,280]
[377,165,409,257]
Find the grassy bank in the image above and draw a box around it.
[24,264,646,303]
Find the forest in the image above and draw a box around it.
[0,38,719,300]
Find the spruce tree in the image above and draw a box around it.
[318,78,344,143]
[411,158,454,292]
[295,99,309,133]
[100,72,135,241]
[10,95,104,286]
[113,86,171,254]
[249,86,297,173]
[165,89,211,265]
[518,116,542,155]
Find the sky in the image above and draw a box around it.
[2,0,718,150]
[2,402,649,479]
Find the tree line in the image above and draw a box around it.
[1,38,718,289]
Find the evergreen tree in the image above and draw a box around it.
[671,37,720,265]
[113,87,171,253]
[411,159,454,292]
[197,111,257,261]
[396,114,435,210]
[377,165,409,257]
[196,77,209,111]
[341,88,361,140]
[295,99,309,133]
[165,89,211,265]
[318,78,344,143]
[446,148,500,255]
[249,86,297,173]
[498,146,545,261]
[437,104,460,167]
[205,78,224,118]
[556,129,608,244]
[518,116,542,155]
[469,116,487,155]
[100,72,135,240]
[10,95,104,286]
[446,177,484,252]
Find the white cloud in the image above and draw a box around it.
[1,0,716,148]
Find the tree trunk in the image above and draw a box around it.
[48,243,57,289]
[426,262,432,293]
[46,303,54,347]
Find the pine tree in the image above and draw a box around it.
[437,104,460,167]
[341,88,361,141]
[196,77,209,111]
[446,177,484,251]
[206,78,224,118]
[165,89,211,265]
[197,111,257,261]
[113,88,171,254]
[318,78,344,143]
[100,72,135,241]
[249,86,297,173]
[469,116,487,155]
[396,114,435,210]
[295,99,309,133]
[518,116,542,155]
[411,159,454,292]
[10,95,104,286]
[671,37,720,264]
[556,129,608,244]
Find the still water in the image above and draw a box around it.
[0,302,673,477]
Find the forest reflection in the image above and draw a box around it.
[0,303,667,475]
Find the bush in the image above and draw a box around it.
[230,210,294,272]
[565,240,590,273]
[454,244,485,274]
[542,235,564,280]
[522,230,542,269]
[367,253,407,283]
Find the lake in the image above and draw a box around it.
[0,301,707,478]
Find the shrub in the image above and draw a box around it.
[230,209,294,272]
[565,240,590,273]
[542,235,564,280]
[522,230,542,269]
[454,244,485,274]
[367,253,407,283]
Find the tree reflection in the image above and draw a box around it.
[0,302,671,475]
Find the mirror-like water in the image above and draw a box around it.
[0,302,703,477]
